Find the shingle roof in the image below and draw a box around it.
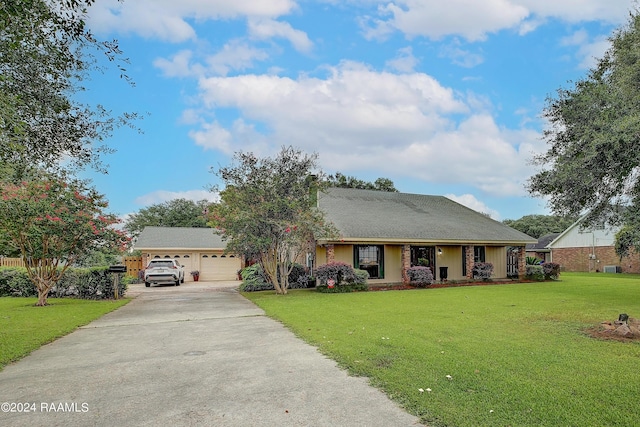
[134,226,228,250]
[526,233,560,250]
[317,187,535,244]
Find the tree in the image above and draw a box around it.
[326,172,398,192]
[0,175,130,305]
[502,215,577,239]
[208,146,337,294]
[0,0,136,178]
[527,10,640,252]
[124,199,210,238]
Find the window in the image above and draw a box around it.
[354,245,384,279]
[474,246,485,263]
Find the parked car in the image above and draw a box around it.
[144,259,185,287]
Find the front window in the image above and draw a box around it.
[354,245,384,279]
[474,246,486,263]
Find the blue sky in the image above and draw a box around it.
[81,0,636,222]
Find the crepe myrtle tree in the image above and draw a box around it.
[0,176,130,306]
[208,146,337,294]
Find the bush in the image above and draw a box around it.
[525,265,545,281]
[239,263,313,292]
[314,262,368,293]
[0,267,126,299]
[542,262,561,280]
[526,256,542,265]
[406,266,434,287]
[0,268,37,297]
[472,262,494,281]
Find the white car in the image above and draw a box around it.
[144,259,185,287]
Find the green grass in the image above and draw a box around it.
[0,297,130,370]
[244,273,640,427]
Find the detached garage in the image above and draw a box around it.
[135,226,242,282]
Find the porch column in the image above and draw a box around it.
[326,244,335,264]
[401,244,411,284]
[465,245,474,279]
[517,246,526,280]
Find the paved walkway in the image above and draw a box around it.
[0,281,423,426]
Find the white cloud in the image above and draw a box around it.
[385,46,419,73]
[359,0,633,42]
[439,39,484,68]
[560,29,611,69]
[134,189,219,207]
[191,61,546,197]
[88,0,298,41]
[444,194,501,219]
[248,18,314,53]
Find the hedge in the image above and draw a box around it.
[0,267,127,299]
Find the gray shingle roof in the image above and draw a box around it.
[317,188,536,244]
[134,227,228,250]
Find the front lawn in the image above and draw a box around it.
[244,273,640,427]
[0,297,130,370]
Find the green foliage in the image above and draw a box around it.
[124,198,211,238]
[240,263,312,292]
[326,172,398,192]
[245,273,640,427]
[542,262,561,280]
[406,266,434,287]
[472,262,493,280]
[0,296,130,369]
[209,146,337,294]
[526,256,542,265]
[525,265,545,281]
[314,262,368,293]
[0,175,129,305]
[527,11,640,231]
[0,267,35,297]
[0,0,138,177]
[503,215,577,239]
[0,267,127,300]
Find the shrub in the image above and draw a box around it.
[542,263,561,280]
[526,256,542,265]
[314,262,368,293]
[525,265,545,281]
[0,267,37,297]
[472,262,494,281]
[239,264,271,292]
[314,262,357,285]
[0,267,126,299]
[239,263,313,292]
[406,266,434,287]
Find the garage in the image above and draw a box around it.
[135,227,243,282]
[200,254,241,281]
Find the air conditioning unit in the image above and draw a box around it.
[603,265,621,273]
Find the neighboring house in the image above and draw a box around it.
[134,226,242,281]
[526,233,559,263]
[313,188,536,284]
[548,217,640,273]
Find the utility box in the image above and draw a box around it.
[603,265,621,273]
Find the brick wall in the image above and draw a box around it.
[552,246,640,273]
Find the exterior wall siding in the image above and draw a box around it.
[384,245,403,283]
[486,246,507,279]
[552,246,640,273]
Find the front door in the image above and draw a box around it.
[411,246,436,276]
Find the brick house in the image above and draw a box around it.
[548,217,640,273]
[314,188,536,284]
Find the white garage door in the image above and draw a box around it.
[200,254,241,281]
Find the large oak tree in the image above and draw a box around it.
[527,10,640,256]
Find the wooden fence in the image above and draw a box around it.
[0,257,25,267]
[124,256,143,278]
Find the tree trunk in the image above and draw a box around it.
[35,288,49,306]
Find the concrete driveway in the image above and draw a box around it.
[0,281,423,426]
